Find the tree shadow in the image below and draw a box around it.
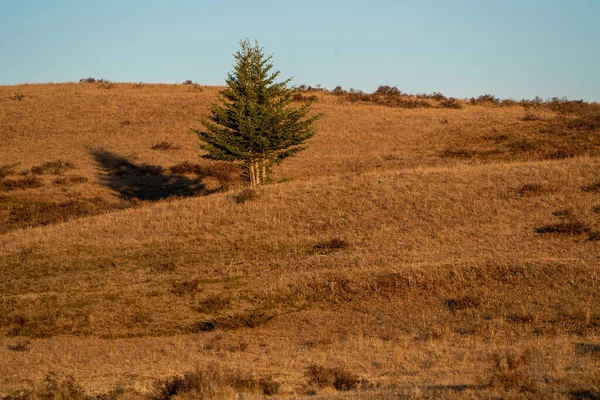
[91,149,214,201]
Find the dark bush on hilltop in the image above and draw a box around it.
[374,85,401,97]
[347,89,373,102]
[470,94,501,106]
[416,92,448,101]
[546,97,588,114]
[332,85,346,96]
[291,92,318,102]
[79,77,110,84]
[439,98,462,109]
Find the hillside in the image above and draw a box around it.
[1,83,600,398]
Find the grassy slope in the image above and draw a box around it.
[1,83,600,398]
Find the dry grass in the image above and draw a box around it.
[1,83,600,398]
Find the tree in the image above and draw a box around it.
[194,39,320,187]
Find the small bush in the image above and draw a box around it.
[194,294,232,313]
[445,296,481,312]
[215,311,274,330]
[232,188,257,204]
[10,93,25,101]
[588,232,600,241]
[305,365,360,391]
[514,183,548,197]
[552,209,573,219]
[170,278,201,297]
[259,377,280,395]
[374,85,401,97]
[439,98,462,109]
[592,205,600,214]
[521,112,542,121]
[535,221,590,236]
[182,80,198,85]
[486,349,538,392]
[0,163,19,179]
[544,149,575,160]
[292,92,318,102]
[581,182,600,193]
[332,85,346,96]
[169,161,205,175]
[314,238,350,254]
[52,175,88,186]
[4,197,131,231]
[31,160,76,175]
[305,365,335,388]
[470,94,501,106]
[7,340,31,352]
[0,176,43,191]
[152,141,181,151]
[153,366,277,399]
[151,263,177,273]
[500,99,519,107]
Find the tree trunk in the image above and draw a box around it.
[249,162,256,187]
[261,160,267,184]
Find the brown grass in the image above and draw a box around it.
[1,83,600,398]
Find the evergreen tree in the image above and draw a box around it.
[194,39,320,187]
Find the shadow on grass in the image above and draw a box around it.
[91,149,216,201]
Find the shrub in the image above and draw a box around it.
[7,340,31,352]
[10,93,25,101]
[31,160,76,175]
[52,175,88,186]
[439,98,462,109]
[514,183,548,198]
[170,278,201,297]
[153,366,278,398]
[486,349,538,392]
[535,221,590,236]
[0,163,18,179]
[445,296,481,311]
[0,176,43,191]
[521,112,542,121]
[232,188,257,204]
[332,85,346,96]
[314,238,350,254]
[194,294,232,313]
[470,94,500,106]
[374,85,401,97]
[152,141,181,151]
[305,365,360,391]
[581,182,600,193]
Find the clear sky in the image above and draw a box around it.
[1,0,599,101]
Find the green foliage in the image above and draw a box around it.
[194,39,320,186]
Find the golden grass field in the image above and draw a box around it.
[1,82,599,399]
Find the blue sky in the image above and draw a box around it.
[1,0,599,101]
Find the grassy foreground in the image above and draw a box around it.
[1,83,600,398]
